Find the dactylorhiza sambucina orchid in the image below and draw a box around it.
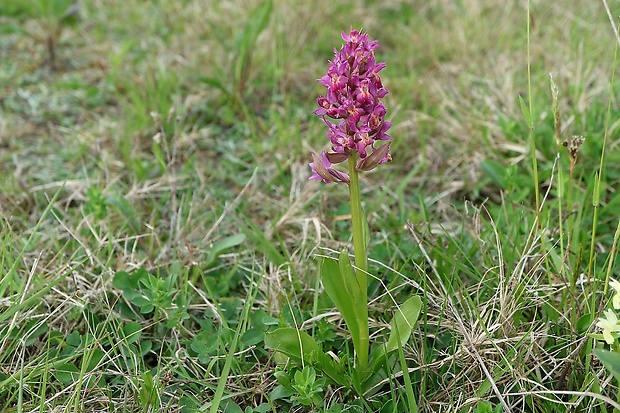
[309,29,392,184]
[266,29,422,395]
[306,28,404,377]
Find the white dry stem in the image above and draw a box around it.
[601,0,620,48]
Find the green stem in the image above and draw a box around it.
[348,155,369,374]
[348,156,367,292]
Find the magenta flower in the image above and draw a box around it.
[310,29,391,184]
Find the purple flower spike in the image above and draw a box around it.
[309,28,391,183]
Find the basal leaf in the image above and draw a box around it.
[385,295,422,353]
[322,251,369,371]
[264,328,344,385]
[321,256,362,355]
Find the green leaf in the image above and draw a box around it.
[241,328,264,346]
[385,296,422,353]
[66,330,81,347]
[123,321,142,344]
[328,250,370,371]
[222,400,243,413]
[53,362,80,384]
[594,349,620,378]
[234,0,273,84]
[474,401,493,413]
[85,349,105,372]
[480,160,506,188]
[518,94,533,129]
[253,403,272,412]
[106,194,140,234]
[576,313,593,335]
[140,371,158,409]
[191,331,219,354]
[197,74,231,95]
[133,298,154,314]
[180,396,198,413]
[113,271,138,292]
[206,233,246,267]
[264,328,345,385]
[139,340,153,357]
[321,253,368,369]
[269,384,295,401]
[261,315,280,326]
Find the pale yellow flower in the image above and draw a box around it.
[610,279,620,309]
[597,309,620,345]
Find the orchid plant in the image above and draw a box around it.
[266,29,421,400]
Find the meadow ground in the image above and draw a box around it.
[1,0,620,412]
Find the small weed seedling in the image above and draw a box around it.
[3,0,80,70]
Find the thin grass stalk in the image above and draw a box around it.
[549,75,565,270]
[396,325,418,413]
[549,75,579,331]
[588,32,618,284]
[603,221,620,295]
[526,0,541,229]
[209,265,262,413]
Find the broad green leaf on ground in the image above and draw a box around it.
[264,327,345,385]
[593,348,620,378]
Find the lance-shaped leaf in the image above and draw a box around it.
[321,250,369,370]
[385,295,422,353]
[368,295,422,377]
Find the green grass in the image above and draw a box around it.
[2,0,620,411]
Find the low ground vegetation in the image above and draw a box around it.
[1,0,620,412]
